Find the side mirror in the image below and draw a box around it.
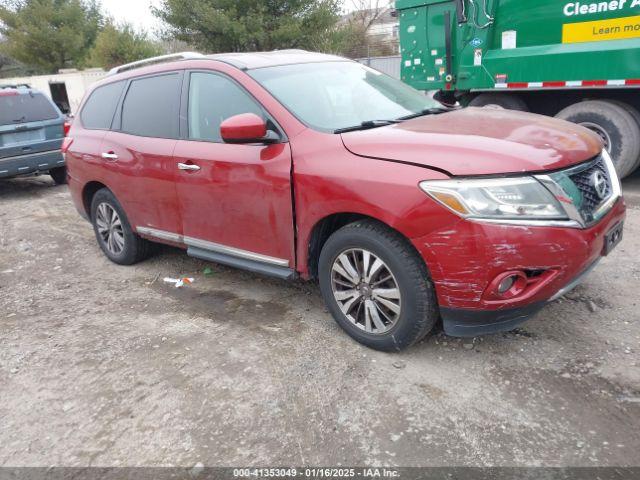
[220,113,279,144]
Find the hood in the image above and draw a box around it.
[340,107,603,176]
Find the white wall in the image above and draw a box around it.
[1,69,107,115]
[358,55,401,79]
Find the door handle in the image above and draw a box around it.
[178,162,201,171]
[101,152,119,160]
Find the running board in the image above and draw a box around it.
[187,246,296,280]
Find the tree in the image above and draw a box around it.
[0,49,9,72]
[87,22,163,70]
[338,0,396,58]
[0,0,102,73]
[153,0,342,53]
[346,0,392,34]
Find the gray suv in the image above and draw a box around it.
[0,84,67,184]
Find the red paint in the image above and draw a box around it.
[220,113,267,143]
[581,80,608,87]
[495,79,640,89]
[173,139,295,262]
[542,81,566,88]
[483,269,559,304]
[61,137,74,153]
[411,200,625,310]
[340,108,603,175]
[65,57,625,315]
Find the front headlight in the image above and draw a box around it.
[419,177,568,221]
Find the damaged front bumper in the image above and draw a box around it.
[412,197,626,338]
[440,258,601,337]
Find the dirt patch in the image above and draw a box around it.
[0,175,639,467]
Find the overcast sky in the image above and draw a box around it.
[101,0,163,34]
[100,0,374,36]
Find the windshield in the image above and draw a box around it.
[0,92,59,126]
[249,61,439,132]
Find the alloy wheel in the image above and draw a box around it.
[96,203,125,255]
[330,248,402,334]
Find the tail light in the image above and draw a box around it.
[63,120,72,136]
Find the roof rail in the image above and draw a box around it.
[107,52,205,76]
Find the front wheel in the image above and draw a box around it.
[318,220,439,352]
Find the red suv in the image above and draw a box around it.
[64,51,625,351]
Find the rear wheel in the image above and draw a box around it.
[49,166,67,185]
[318,220,439,352]
[468,93,529,112]
[556,100,640,179]
[90,188,150,265]
[608,100,640,174]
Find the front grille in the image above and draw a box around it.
[567,155,612,224]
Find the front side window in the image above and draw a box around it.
[249,61,438,132]
[188,72,263,142]
[121,73,181,138]
[80,81,125,130]
[0,92,59,126]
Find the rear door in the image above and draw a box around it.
[0,89,64,176]
[100,72,184,236]
[66,80,128,184]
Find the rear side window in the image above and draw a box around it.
[188,72,263,142]
[0,92,59,126]
[80,81,125,130]
[121,74,181,138]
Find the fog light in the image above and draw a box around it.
[498,275,516,294]
[483,268,560,303]
[486,271,529,300]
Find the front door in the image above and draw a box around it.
[173,71,295,270]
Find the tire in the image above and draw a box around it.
[49,166,67,185]
[90,188,150,265]
[318,220,439,352]
[608,100,640,174]
[556,100,640,179]
[468,93,529,111]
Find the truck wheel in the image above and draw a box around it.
[556,100,640,179]
[90,188,150,265]
[468,93,529,111]
[608,100,640,174]
[318,220,439,352]
[49,166,67,185]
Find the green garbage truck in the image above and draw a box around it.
[396,0,640,178]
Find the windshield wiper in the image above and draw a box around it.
[334,119,400,134]
[334,108,454,134]
[397,107,453,121]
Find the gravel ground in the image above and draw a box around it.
[0,172,639,468]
